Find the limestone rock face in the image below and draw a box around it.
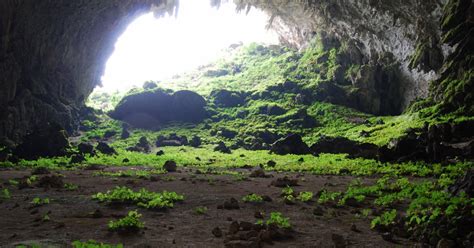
[236,0,449,111]
[0,0,176,144]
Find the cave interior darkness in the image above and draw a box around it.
[0,0,472,247]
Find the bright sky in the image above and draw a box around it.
[98,0,279,92]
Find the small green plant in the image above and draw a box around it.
[194,206,208,215]
[72,240,123,248]
[242,193,264,203]
[64,183,79,191]
[1,188,11,202]
[9,179,19,186]
[266,212,291,229]
[281,186,294,196]
[318,190,341,204]
[31,197,50,206]
[296,191,313,202]
[371,209,397,229]
[108,210,144,232]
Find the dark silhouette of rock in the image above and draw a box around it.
[163,160,177,172]
[189,136,202,148]
[310,136,379,159]
[156,134,188,147]
[70,154,85,164]
[156,150,165,156]
[13,123,70,160]
[270,134,311,155]
[96,142,117,155]
[121,128,130,139]
[111,89,207,129]
[78,143,94,155]
[127,136,151,153]
[103,130,117,139]
[214,142,231,154]
[211,89,245,107]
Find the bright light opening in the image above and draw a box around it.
[97,0,279,93]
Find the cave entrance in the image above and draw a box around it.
[88,0,278,110]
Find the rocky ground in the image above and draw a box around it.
[0,166,416,247]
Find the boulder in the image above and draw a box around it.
[214,141,231,154]
[310,136,379,159]
[189,136,202,148]
[270,134,311,155]
[163,160,177,172]
[13,123,70,160]
[127,136,151,153]
[96,142,117,155]
[110,89,207,128]
[211,89,245,107]
[78,143,94,155]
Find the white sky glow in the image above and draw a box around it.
[98,0,279,92]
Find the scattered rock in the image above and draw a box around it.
[228,221,240,234]
[127,136,151,153]
[266,160,276,167]
[96,142,117,155]
[78,143,94,155]
[37,175,64,188]
[331,233,346,248]
[103,130,117,139]
[249,167,267,178]
[350,223,358,232]
[31,167,50,175]
[436,238,456,248]
[313,206,324,216]
[212,227,223,238]
[270,134,311,155]
[211,89,245,108]
[163,160,177,172]
[156,150,165,156]
[122,158,130,163]
[189,136,202,148]
[271,176,298,187]
[214,142,231,154]
[381,232,393,242]
[70,154,85,164]
[223,198,240,210]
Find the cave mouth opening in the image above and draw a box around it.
[89,0,278,109]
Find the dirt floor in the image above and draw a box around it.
[0,166,418,247]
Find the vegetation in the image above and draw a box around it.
[265,212,291,229]
[72,240,123,248]
[31,197,50,206]
[242,193,264,203]
[108,210,144,232]
[93,186,184,209]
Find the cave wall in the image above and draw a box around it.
[0,0,470,144]
[236,0,451,113]
[0,0,177,145]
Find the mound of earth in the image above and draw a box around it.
[110,89,207,129]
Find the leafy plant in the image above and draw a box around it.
[64,183,79,191]
[266,212,291,229]
[31,197,50,206]
[371,209,397,229]
[242,193,264,203]
[194,206,208,215]
[108,210,144,232]
[1,188,11,202]
[296,191,313,202]
[72,240,123,248]
[93,186,184,209]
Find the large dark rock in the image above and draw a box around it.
[310,136,379,159]
[156,134,188,147]
[127,136,151,153]
[96,142,117,155]
[211,89,245,108]
[110,89,207,128]
[270,134,311,155]
[13,123,70,160]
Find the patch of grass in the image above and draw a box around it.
[371,209,397,229]
[296,191,313,202]
[93,186,184,209]
[31,197,50,206]
[93,169,165,179]
[64,183,79,191]
[72,240,123,248]
[242,193,264,203]
[266,212,291,229]
[1,188,11,202]
[108,210,144,232]
[193,206,208,215]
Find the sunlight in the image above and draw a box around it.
[98,0,279,92]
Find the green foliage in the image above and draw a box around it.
[266,212,291,229]
[296,191,313,202]
[371,209,397,229]
[93,186,184,209]
[242,193,264,203]
[31,197,50,206]
[108,210,144,232]
[64,183,79,191]
[72,240,123,248]
[0,188,11,202]
[194,206,208,215]
[94,169,165,179]
[318,190,342,204]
